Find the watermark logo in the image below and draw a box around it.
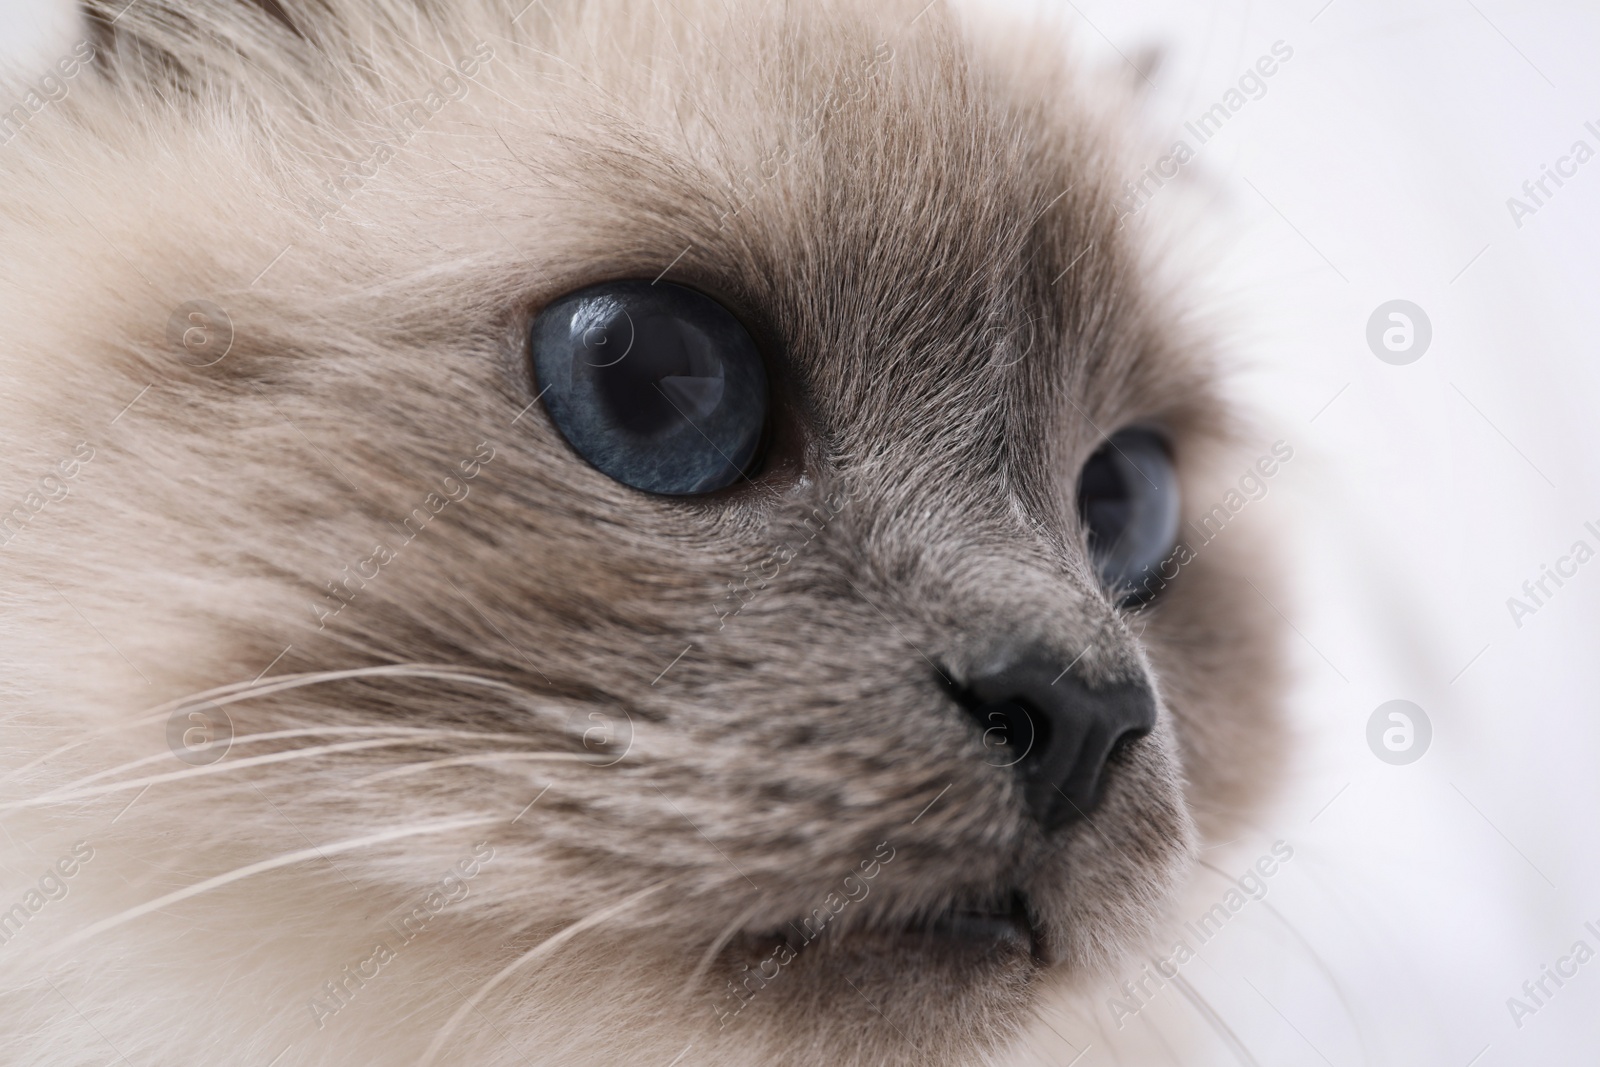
[312,442,495,631]
[1366,300,1431,365]
[166,300,235,367]
[308,842,494,1031]
[1116,40,1295,220]
[0,441,95,549]
[1507,919,1600,1030]
[711,487,855,631]
[713,841,896,1029]
[0,841,95,949]
[303,43,495,228]
[979,703,1037,769]
[1120,440,1294,604]
[167,702,234,766]
[1505,519,1600,628]
[580,310,633,367]
[1366,699,1430,765]
[573,708,634,768]
[1107,840,1295,1028]
[0,40,95,149]
[1506,121,1600,229]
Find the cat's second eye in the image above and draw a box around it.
[530,280,768,495]
[1076,428,1181,602]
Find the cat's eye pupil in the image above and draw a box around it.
[592,313,725,437]
[1076,429,1181,602]
[530,281,767,495]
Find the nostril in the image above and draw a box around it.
[942,652,1157,831]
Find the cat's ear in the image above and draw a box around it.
[78,0,309,88]
[1112,42,1166,101]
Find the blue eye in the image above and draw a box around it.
[1076,429,1181,602]
[530,281,768,495]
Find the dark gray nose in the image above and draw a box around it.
[951,651,1157,831]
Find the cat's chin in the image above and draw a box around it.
[704,915,1046,1060]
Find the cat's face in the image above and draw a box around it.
[1,1,1285,1063]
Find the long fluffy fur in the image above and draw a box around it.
[0,1,1285,1063]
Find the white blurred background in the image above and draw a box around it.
[993,1,1600,1063]
[3,0,1597,1063]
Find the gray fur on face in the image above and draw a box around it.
[0,1,1286,1063]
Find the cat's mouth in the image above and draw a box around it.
[762,890,1045,965]
[895,893,1043,961]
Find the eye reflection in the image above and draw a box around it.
[1076,429,1180,602]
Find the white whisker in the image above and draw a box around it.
[6,737,469,811]
[2,664,534,784]
[347,752,593,786]
[31,727,544,797]
[689,899,767,985]
[417,882,666,1067]
[51,813,502,952]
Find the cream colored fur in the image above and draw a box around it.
[0,1,1285,1063]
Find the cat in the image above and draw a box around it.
[0,0,1286,1063]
